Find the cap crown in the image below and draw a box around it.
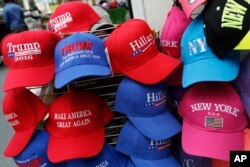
[45,91,113,138]
[181,14,240,65]
[1,30,61,69]
[106,19,158,74]
[114,77,168,117]
[178,83,248,133]
[160,6,191,58]
[49,1,100,34]
[55,33,109,73]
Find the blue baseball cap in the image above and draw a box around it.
[181,14,240,88]
[13,130,66,167]
[66,144,129,167]
[54,32,111,89]
[114,77,181,140]
[116,121,181,167]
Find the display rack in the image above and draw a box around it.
[26,27,162,147]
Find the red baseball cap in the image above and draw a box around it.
[178,82,248,161]
[2,88,48,157]
[44,90,113,163]
[105,19,181,84]
[1,30,61,92]
[49,1,101,34]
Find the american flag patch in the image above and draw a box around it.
[205,116,223,128]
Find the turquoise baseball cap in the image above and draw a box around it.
[181,14,240,88]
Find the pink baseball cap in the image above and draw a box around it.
[49,1,100,34]
[179,0,206,19]
[178,82,248,161]
[106,19,181,84]
[160,5,191,59]
[160,5,191,86]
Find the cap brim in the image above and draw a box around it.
[182,121,244,161]
[125,52,181,84]
[55,65,111,89]
[182,55,240,88]
[4,126,36,157]
[181,0,206,18]
[131,154,181,167]
[90,21,115,33]
[3,64,54,92]
[47,128,105,163]
[128,112,181,140]
[234,30,250,50]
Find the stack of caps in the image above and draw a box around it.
[0,23,61,166]
[160,0,250,163]
[2,88,62,166]
[114,77,182,166]
[50,3,115,89]
[115,77,181,140]
[105,16,184,167]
